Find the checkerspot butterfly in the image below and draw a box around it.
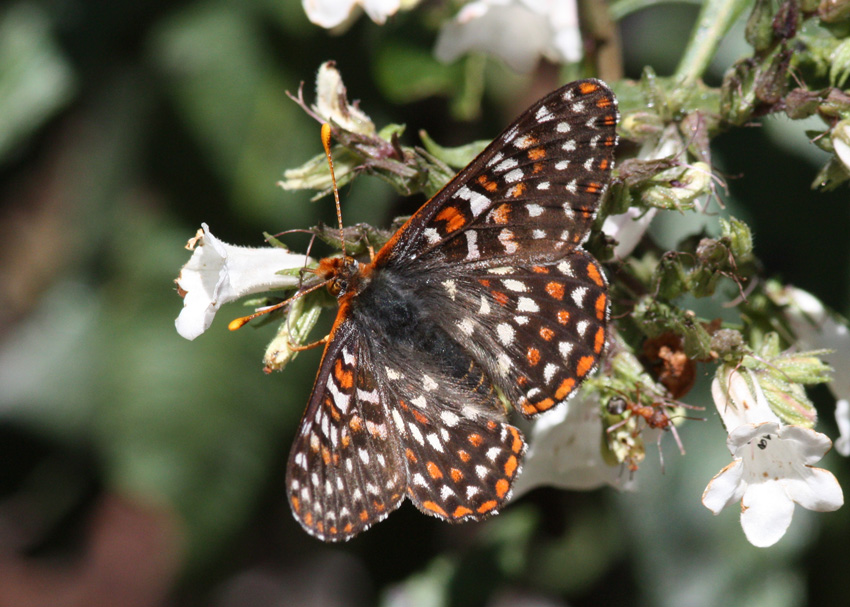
[287,79,618,541]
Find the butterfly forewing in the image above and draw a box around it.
[286,322,405,541]
[377,79,618,270]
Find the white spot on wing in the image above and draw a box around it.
[517,296,539,312]
[497,323,515,346]
[543,363,558,384]
[498,229,518,254]
[526,203,543,216]
[571,286,588,307]
[457,185,491,217]
[504,168,524,183]
[494,158,518,173]
[465,230,480,260]
[503,279,527,292]
[427,433,444,453]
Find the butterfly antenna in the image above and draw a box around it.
[321,123,346,258]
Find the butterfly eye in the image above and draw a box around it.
[328,278,344,296]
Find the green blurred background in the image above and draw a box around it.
[1,1,848,606]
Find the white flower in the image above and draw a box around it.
[712,366,781,432]
[314,62,375,135]
[702,422,843,547]
[434,0,582,73]
[771,284,850,402]
[174,224,308,340]
[510,392,632,498]
[302,0,402,29]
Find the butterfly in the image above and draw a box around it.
[287,79,618,541]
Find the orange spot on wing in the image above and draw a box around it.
[539,327,555,341]
[495,478,510,498]
[468,433,484,447]
[532,265,549,274]
[450,468,464,482]
[334,358,353,389]
[594,327,606,353]
[316,521,324,533]
[557,310,570,325]
[411,408,429,425]
[504,455,518,478]
[576,356,595,377]
[321,446,331,465]
[458,449,471,462]
[527,347,541,366]
[555,378,575,399]
[579,82,599,94]
[546,282,565,300]
[599,159,609,170]
[426,461,443,479]
[492,202,511,223]
[422,501,448,517]
[349,416,363,432]
[435,206,466,233]
[341,434,351,448]
[477,500,498,514]
[453,506,473,518]
[343,523,353,533]
[486,420,497,430]
[304,512,313,526]
[535,398,555,412]
[527,147,546,160]
[329,525,337,534]
[492,290,509,306]
[596,96,612,108]
[587,263,604,287]
[509,183,527,198]
[291,496,300,513]
[477,174,499,192]
[405,448,417,463]
[479,278,491,287]
[595,294,607,319]
[585,182,601,194]
[508,427,523,453]
[359,510,369,521]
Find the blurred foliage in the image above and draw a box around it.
[0,1,849,607]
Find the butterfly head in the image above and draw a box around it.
[316,255,371,298]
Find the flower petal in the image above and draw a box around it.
[702,459,745,514]
[778,424,833,464]
[783,466,844,512]
[740,480,795,547]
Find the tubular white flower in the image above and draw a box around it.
[174,224,308,340]
[702,422,843,547]
[314,62,375,135]
[712,366,781,432]
[302,0,402,29]
[434,0,582,73]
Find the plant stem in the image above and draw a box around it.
[674,0,751,86]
